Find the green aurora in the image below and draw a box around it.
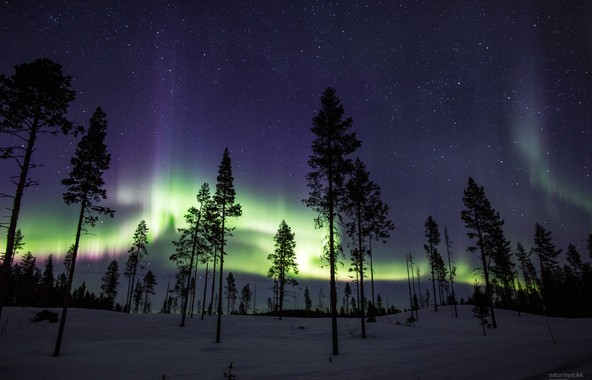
[5,167,476,285]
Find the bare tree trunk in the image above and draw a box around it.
[209,247,217,316]
[201,261,209,320]
[328,177,339,355]
[215,212,225,343]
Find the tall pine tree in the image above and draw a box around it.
[460,177,499,328]
[214,148,242,343]
[304,88,361,355]
[0,59,77,318]
[54,107,114,356]
[533,223,561,314]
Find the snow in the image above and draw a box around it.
[1,306,591,379]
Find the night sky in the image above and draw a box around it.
[1,1,591,302]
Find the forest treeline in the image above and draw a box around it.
[1,59,592,356]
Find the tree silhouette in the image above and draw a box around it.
[100,260,120,310]
[54,107,114,356]
[267,220,298,320]
[225,272,237,314]
[304,286,312,312]
[0,58,77,318]
[238,283,252,315]
[472,282,489,336]
[173,183,211,326]
[304,87,361,355]
[142,270,157,314]
[444,228,458,318]
[533,223,561,314]
[460,177,499,328]
[343,158,374,335]
[125,220,149,313]
[214,148,242,343]
[424,216,441,312]
[40,254,56,306]
[186,183,211,323]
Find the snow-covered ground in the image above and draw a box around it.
[1,306,591,379]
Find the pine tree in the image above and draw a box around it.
[587,234,592,262]
[100,260,120,310]
[515,242,541,312]
[54,107,114,356]
[424,216,441,312]
[214,148,242,343]
[125,220,149,313]
[444,228,458,318]
[460,177,499,328]
[41,254,56,306]
[304,286,312,312]
[343,158,393,332]
[12,252,40,306]
[0,59,77,318]
[405,253,418,321]
[533,223,561,314]
[343,282,352,315]
[225,272,237,314]
[238,283,252,315]
[267,220,298,320]
[179,183,211,326]
[304,88,361,355]
[142,270,157,313]
[564,243,585,315]
[171,227,193,313]
[376,294,384,315]
[361,165,394,312]
[0,228,24,264]
[132,279,143,313]
[472,282,490,336]
[566,244,584,279]
[489,225,515,309]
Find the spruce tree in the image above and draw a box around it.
[304,87,361,355]
[238,283,252,315]
[267,220,299,320]
[41,254,56,306]
[0,59,76,318]
[100,260,120,310]
[54,107,114,356]
[214,148,242,343]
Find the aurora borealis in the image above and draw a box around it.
[1,1,590,304]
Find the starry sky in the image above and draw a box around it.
[1,1,591,303]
